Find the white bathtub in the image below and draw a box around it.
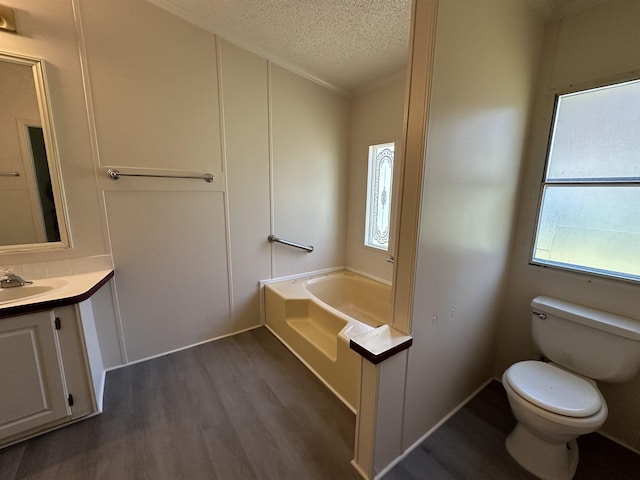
[264,270,391,411]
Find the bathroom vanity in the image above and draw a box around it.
[0,270,113,448]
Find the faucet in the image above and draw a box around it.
[0,270,33,288]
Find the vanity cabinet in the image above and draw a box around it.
[0,310,71,440]
[0,270,113,448]
[0,305,98,446]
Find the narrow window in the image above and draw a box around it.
[365,142,394,251]
[531,79,640,282]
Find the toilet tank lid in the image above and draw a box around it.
[505,361,602,418]
[531,296,640,341]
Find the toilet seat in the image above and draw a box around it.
[505,361,601,418]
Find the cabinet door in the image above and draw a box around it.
[0,311,70,441]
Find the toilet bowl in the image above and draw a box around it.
[502,361,607,480]
[502,296,640,480]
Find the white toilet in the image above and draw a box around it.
[502,295,640,480]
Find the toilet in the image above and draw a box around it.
[502,296,640,480]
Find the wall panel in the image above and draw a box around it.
[401,0,544,452]
[219,40,271,330]
[104,191,230,362]
[79,0,222,174]
[81,0,231,363]
[270,65,349,277]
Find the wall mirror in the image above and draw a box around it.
[0,52,70,253]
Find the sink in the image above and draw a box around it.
[0,279,68,305]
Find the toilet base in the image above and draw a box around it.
[506,423,578,480]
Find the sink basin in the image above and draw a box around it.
[0,279,68,305]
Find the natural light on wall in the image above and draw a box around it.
[532,79,640,282]
[365,142,394,251]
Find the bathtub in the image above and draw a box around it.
[264,270,391,411]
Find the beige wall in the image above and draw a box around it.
[270,65,349,277]
[495,0,640,451]
[346,75,406,283]
[401,0,544,450]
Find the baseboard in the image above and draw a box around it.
[597,430,640,456]
[374,377,494,479]
[104,324,263,372]
[493,375,640,456]
[351,458,371,480]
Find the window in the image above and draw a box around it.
[531,79,640,282]
[365,142,394,251]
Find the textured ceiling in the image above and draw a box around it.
[147,0,610,94]
[148,0,412,93]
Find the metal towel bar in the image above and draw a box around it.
[268,234,314,253]
[107,168,214,183]
[0,171,20,177]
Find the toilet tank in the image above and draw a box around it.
[531,296,640,382]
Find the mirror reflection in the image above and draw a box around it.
[0,53,67,250]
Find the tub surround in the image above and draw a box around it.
[0,269,114,318]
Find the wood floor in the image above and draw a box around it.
[2,327,639,480]
[0,327,360,480]
[383,380,640,480]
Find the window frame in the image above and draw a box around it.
[529,77,640,284]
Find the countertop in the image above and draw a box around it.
[349,324,413,365]
[0,270,114,318]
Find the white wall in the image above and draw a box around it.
[0,61,42,245]
[77,0,230,363]
[0,0,118,365]
[0,0,108,264]
[218,40,271,333]
[0,0,349,366]
[494,0,640,451]
[219,41,350,331]
[75,0,349,363]
[401,0,544,450]
[346,75,406,283]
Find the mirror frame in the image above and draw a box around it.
[0,51,71,254]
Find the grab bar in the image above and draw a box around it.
[0,171,20,177]
[107,168,214,183]
[268,234,314,253]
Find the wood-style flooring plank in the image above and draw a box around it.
[383,380,640,480]
[0,327,360,480]
[3,329,640,480]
